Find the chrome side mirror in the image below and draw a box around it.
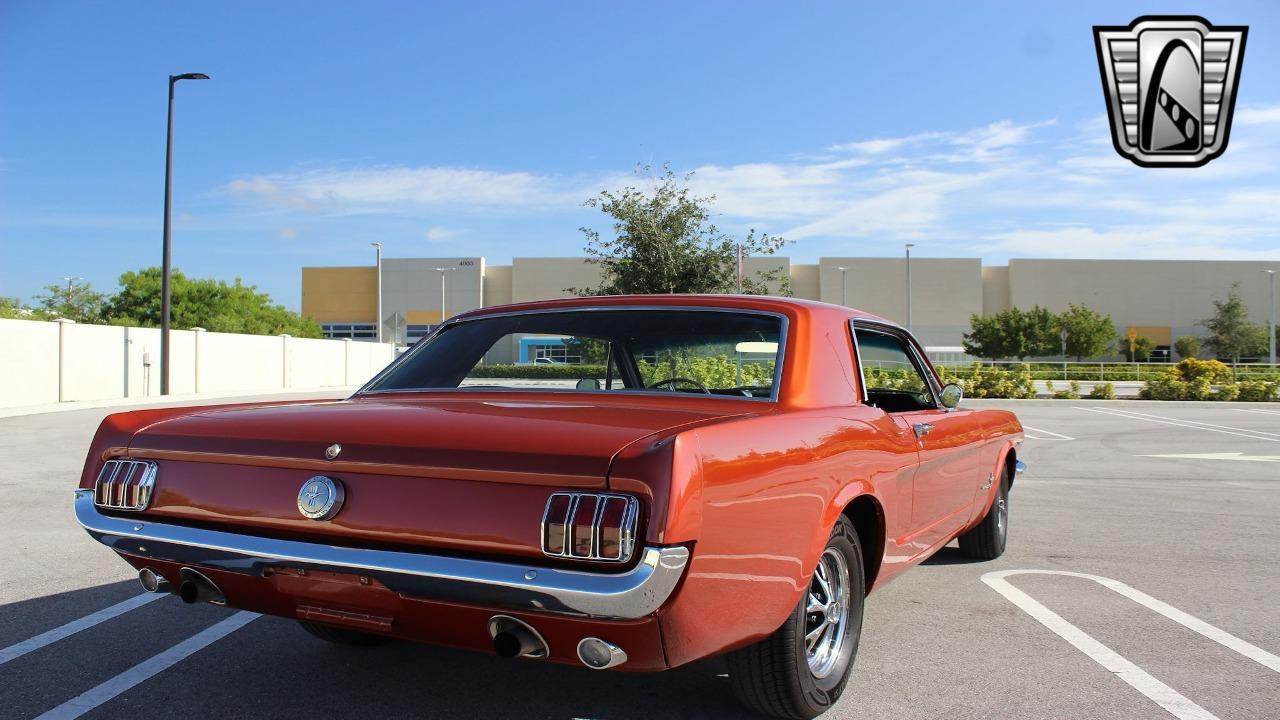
[939,383,963,410]
[576,378,602,390]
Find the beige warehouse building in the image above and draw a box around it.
[302,256,1279,359]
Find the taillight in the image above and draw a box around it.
[542,492,639,563]
[93,460,158,511]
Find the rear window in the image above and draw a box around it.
[363,309,785,400]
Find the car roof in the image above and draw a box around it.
[451,294,898,328]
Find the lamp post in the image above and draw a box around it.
[1267,269,1277,366]
[904,244,915,331]
[837,266,849,307]
[435,267,457,326]
[371,243,383,343]
[1060,327,1069,379]
[160,72,210,396]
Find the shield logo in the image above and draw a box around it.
[297,475,345,520]
[1094,16,1247,167]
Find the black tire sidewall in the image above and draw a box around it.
[789,517,866,711]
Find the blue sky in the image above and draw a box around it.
[2,1,1278,310]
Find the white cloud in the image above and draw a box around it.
[425,226,462,242]
[1235,104,1280,125]
[278,226,298,240]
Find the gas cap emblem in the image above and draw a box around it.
[297,476,345,520]
[324,443,342,460]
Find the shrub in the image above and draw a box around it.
[1139,369,1188,400]
[963,363,1036,399]
[1175,358,1232,384]
[468,363,606,379]
[1086,382,1116,400]
[1174,335,1201,359]
[1214,383,1241,402]
[1046,380,1080,399]
[1236,380,1280,402]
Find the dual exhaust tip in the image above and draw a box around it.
[138,567,226,606]
[486,614,627,669]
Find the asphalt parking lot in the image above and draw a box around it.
[2,397,1278,719]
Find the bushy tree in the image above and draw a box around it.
[1057,304,1115,361]
[0,296,43,320]
[1173,335,1202,360]
[962,306,1059,360]
[32,280,106,323]
[1199,283,1267,364]
[576,164,789,296]
[103,267,322,337]
[1118,334,1156,362]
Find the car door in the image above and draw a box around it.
[852,322,982,553]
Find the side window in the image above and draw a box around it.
[853,328,936,413]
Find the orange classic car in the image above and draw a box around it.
[76,295,1024,719]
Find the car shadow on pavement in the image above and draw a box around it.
[919,546,984,566]
[0,578,143,650]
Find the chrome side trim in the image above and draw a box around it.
[75,490,688,620]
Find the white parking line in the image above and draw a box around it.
[0,593,165,666]
[983,570,1280,720]
[1075,406,1280,442]
[1234,408,1280,417]
[1021,425,1075,440]
[34,611,259,720]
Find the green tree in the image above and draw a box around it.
[1057,304,1115,361]
[575,164,789,296]
[32,280,106,323]
[102,267,322,337]
[1118,334,1155,362]
[962,306,1059,360]
[1198,283,1267,365]
[0,296,44,320]
[1173,335,1202,360]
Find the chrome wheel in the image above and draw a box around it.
[805,547,851,678]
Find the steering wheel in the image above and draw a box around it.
[646,377,711,394]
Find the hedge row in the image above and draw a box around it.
[468,364,606,379]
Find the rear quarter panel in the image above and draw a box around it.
[651,407,918,668]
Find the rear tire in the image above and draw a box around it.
[958,467,1009,560]
[727,516,865,719]
[298,620,390,647]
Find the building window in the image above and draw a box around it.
[321,323,377,340]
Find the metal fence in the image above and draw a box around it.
[932,360,1280,382]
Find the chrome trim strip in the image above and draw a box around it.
[357,305,790,403]
[850,320,942,408]
[75,490,686,620]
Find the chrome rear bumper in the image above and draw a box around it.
[74,489,689,620]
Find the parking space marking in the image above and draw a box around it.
[983,570,1280,720]
[1021,425,1075,440]
[1234,408,1280,417]
[1075,406,1280,442]
[33,611,259,720]
[0,593,164,666]
[1139,452,1280,463]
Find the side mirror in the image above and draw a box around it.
[575,378,602,390]
[939,383,963,409]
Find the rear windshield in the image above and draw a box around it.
[363,309,785,400]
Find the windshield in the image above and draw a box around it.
[362,309,785,400]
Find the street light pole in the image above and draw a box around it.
[1267,269,1277,366]
[837,266,848,307]
[371,243,383,343]
[160,72,209,396]
[904,244,915,331]
[435,267,457,327]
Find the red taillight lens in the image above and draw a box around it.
[542,492,639,563]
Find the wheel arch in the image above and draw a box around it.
[840,493,885,595]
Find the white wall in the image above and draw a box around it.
[0,319,395,409]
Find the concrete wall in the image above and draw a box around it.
[511,258,604,302]
[0,319,395,410]
[484,264,513,308]
[817,258,983,346]
[1009,259,1280,346]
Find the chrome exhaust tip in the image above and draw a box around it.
[177,567,226,606]
[577,637,627,669]
[487,615,549,659]
[138,568,171,594]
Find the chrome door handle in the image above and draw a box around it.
[913,423,934,438]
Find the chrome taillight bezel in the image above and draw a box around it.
[541,492,639,563]
[93,459,158,511]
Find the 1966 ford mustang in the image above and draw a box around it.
[76,295,1024,719]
